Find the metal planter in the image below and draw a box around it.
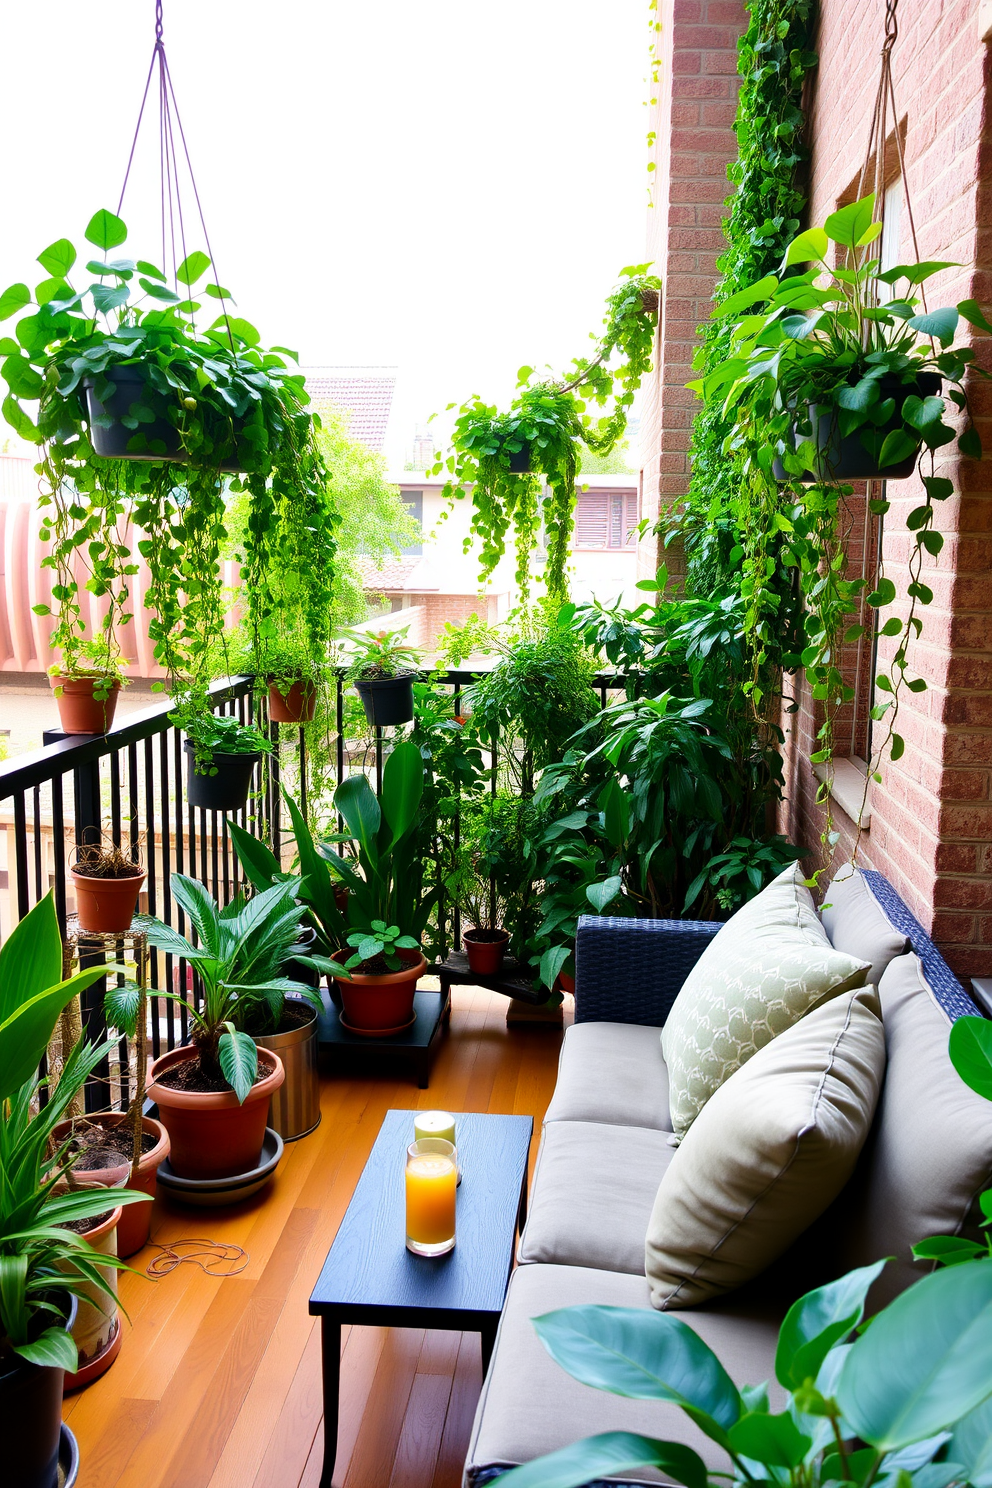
[255,1002,321,1141]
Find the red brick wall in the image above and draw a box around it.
[639,0,748,580]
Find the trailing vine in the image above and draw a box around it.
[431,268,660,603]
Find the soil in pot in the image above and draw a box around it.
[70,867,145,933]
[267,678,317,724]
[54,1114,168,1257]
[463,927,509,976]
[50,675,121,735]
[184,741,260,812]
[336,954,426,1034]
[148,1046,284,1180]
[0,1294,77,1488]
[353,672,415,727]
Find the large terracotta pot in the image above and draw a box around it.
[0,1294,76,1488]
[336,955,426,1034]
[50,675,121,735]
[62,1205,122,1391]
[463,927,509,976]
[52,1114,168,1258]
[147,1046,285,1180]
[267,678,317,723]
[70,869,145,933]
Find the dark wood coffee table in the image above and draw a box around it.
[308,1108,534,1487]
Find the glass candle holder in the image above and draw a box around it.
[405,1137,457,1256]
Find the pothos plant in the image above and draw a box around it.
[430,267,660,601]
[0,208,334,742]
[690,193,992,836]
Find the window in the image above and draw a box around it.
[400,491,423,556]
[573,490,639,550]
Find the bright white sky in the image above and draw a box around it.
[0,0,649,466]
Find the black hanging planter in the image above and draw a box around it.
[773,373,942,484]
[83,364,184,462]
[353,672,416,727]
[507,443,532,473]
[184,741,261,812]
[0,1294,77,1488]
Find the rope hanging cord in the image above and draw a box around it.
[115,0,237,352]
[146,1238,250,1279]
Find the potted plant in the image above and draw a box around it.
[48,650,128,737]
[136,875,320,1179]
[432,266,661,602]
[339,627,422,728]
[50,1112,169,1261]
[318,740,439,1034]
[178,706,271,813]
[0,893,149,1488]
[69,834,145,934]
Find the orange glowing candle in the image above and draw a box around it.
[405,1138,457,1256]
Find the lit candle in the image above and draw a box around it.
[414,1110,456,1146]
[406,1138,457,1256]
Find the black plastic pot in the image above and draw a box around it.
[507,444,532,473]
[184,741,261,812]
[773,373,943,484]
[354,672,415,727]
[0,1294,77,1488]
[83,365,184,462]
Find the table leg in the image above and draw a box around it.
[480,1317,498,1375]
[319,1316,342,1488]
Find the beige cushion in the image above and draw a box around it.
[647,987,885,1310]
[820,952,992,1307]
[544,1021,672,1131]
[519,1120,674,1274]
[661,863,870,1139]
[465,1263,786,1486]
[819,864,908,988]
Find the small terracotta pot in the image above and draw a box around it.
[336,955,426,1033]
[70,869,145,933]
[463,927,509,976]
[52,1114,169,1257]
[62,1204,122,1390]
[50,676,121,735]
[556,971,575,996]
[267,678,317,724]
[147,1046,285,1180]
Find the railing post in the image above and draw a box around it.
[72,754,111,1111]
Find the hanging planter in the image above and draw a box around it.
[184,741,260,812]
[772,373,943,484]
[354,673,416,727]
[267,678,318,724]
[341,627,422,729]
[83,364,184,462]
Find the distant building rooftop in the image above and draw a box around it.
[303,366,398,451]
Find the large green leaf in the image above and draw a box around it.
[176,251,211,286]
[13,1324,77,1371]
[727,1411,812,1468]
[781,227,829,269]
[948,1016,992,1100]
[534,1306,740,1431]
[0,283,31,322]
[0,969,107,1104]
[380,739,424,847]
[85,209,128,251]
[0,891,62,1023]
[218,1027,258,1104]
[948,1393,992,1486]
[228,820,282,892]
[335,772,382,857]
[907,307,959,347]
[170,874,223,955]
[37,239,76,277]
[837,1262,992,1449]
[824,194,875,248]
[493,1432,708,1488]
[776,1261,888,1389]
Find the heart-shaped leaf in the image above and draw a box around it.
[85,209,128,251]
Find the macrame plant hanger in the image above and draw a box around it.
[116,0,236,353]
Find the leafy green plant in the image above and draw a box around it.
[432,267,660,600]
[177,706,272,772]
[685,834,804,914]
[1,892,149,1368]
[334,921,420,976]
[494,1256,992,1488]
[690,194,992,794]
[339,626,422,681]
[113,875,317,1102]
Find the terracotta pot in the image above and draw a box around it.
[147,1046,284,1180]
[52,1114,169,1257]
[463,927,509,976]
[50,675,121,735]
[0,1293,76,1488]
[556,971,575,996]
[336,955,426,1033]
[267,678,317,724]
[61,1205,122,1390]
[70,869,145,933]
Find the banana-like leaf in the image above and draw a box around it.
[12,1324,77,1370]
[380,739,424,848]
[0,967,108,1105]
[218,1027,258,1104]
[0,891,63,1023]
[228,819,283,892]
[334,773,381,858]
[171,874,223,954]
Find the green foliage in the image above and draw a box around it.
[175,705,272,770]
[468,625,600,779]
[432,268,660,601]
[495,1258,992,1488]
[339,625,422,681]
[134,876,317,1100]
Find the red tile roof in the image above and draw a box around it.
[303,366,398,451]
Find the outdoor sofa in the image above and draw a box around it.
[464,866,992,1486]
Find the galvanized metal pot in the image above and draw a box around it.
[255,1001,321,1141]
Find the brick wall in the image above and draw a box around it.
[639,0,748,580]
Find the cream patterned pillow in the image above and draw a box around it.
[661,863,870,1139]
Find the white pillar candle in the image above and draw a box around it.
[414,1110,456,1146]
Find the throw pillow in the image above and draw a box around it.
[662,862,870,1139]
[647,986,885,1309]
[818,864,908,989]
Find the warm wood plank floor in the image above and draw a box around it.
[63,987,570,1488]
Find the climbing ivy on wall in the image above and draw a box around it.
[663,0,818,634]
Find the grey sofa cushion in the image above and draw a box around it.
[465,1263,785,1487]
[817,952,992,1306]
[544,1021,672,1131]
[819,865,909,988]
[519,1120,674,1274]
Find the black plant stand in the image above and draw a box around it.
[434,950,547,1008]
[318,988,451,1088]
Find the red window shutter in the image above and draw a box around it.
[574,492,609,548]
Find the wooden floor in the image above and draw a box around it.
[63,987,570,1488]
